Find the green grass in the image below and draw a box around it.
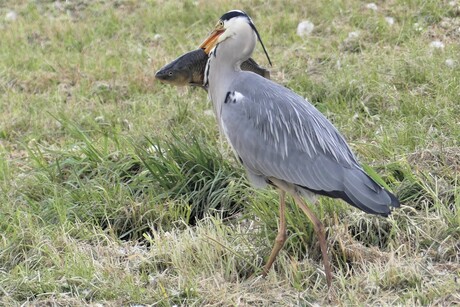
[1,0,459,305]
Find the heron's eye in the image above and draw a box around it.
[218,20,224,27]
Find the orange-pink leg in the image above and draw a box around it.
[291,193,332,287]
[262,190,287,275]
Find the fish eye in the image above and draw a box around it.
[168,71,173,76]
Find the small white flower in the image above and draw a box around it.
[413,23,423,32]
[385,17,395,26]
[146,145,167,156]
[348,31,360,39]
[296,20,315,37]
[445,59,456,68]
[5,11,17,21]
[429,41,445,49]
[365,3,378,11]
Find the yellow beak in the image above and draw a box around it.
[199,29,225,54]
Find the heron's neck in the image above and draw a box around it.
[206,27,256,124]
[207,52,240,116]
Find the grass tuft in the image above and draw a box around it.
[136,133,249,224]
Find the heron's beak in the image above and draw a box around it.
[199,29,225,54]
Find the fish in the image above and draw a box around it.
[155,49,270,88]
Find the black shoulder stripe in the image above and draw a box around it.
[224,91,232,104]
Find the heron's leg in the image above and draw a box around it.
[262,190,287,276]
[291,194,332,287]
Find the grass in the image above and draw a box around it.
[0,0,459,305]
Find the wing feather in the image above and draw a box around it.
[220,73,399,215]
[221,74,358,186]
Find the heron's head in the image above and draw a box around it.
[199,10,272,66]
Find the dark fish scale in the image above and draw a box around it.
[155,49,270,88]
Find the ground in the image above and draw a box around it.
[0,0,459,305]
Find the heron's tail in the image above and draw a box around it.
[340,168,400,216]
[301,168,400,217]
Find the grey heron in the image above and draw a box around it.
[199,10,399,287]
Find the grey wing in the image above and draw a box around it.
[221,74,399,216]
